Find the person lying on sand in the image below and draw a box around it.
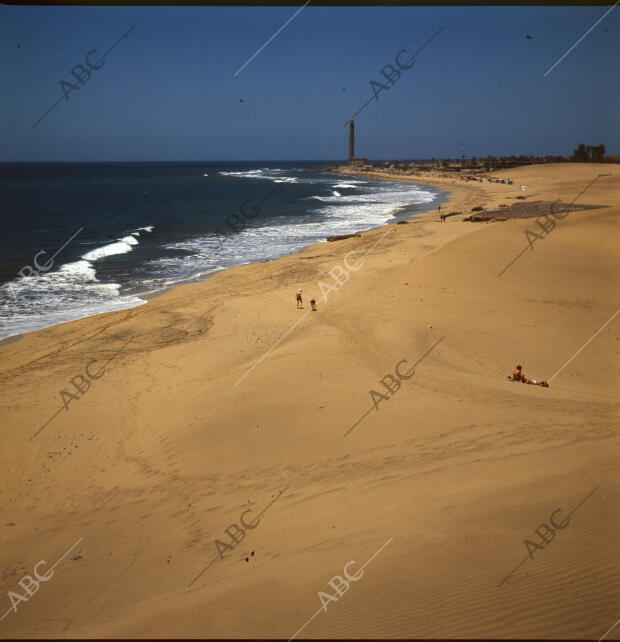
[509,365,549,387]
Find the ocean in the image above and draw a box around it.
[0,161,441,341]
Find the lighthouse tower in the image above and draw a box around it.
[347,120,366,167]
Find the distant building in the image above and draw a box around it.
[347,120,367,167]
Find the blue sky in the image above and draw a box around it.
[1,5,618,161]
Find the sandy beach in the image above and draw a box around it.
[1,163,618,638]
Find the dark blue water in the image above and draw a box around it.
[0,161,440,339]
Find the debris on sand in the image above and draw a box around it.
[326,233,362,242]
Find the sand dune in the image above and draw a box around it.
[0,163,618,639]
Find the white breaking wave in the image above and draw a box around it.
[220,170,298,183]
[81,227,153,262]
[307,185,435,206]
[82,235,138,261]
[153,180,437,290]
[219,169,271,178]
[309,195,340,202]
[332,181,368,188]
[0,262,143,341]
[0,226,154,340]
[219,168,322,185]
[57,259,98,282]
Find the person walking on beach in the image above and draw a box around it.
[296,288,303,309]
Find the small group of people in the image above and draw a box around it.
[509,365,549,387]
[438,203,447,222]
[296,288,317,311]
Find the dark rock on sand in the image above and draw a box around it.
[327,233,362,242]
[464,200,603,223]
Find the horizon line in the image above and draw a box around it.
[3,157,617,164]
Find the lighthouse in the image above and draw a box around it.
[347,120,367,167]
